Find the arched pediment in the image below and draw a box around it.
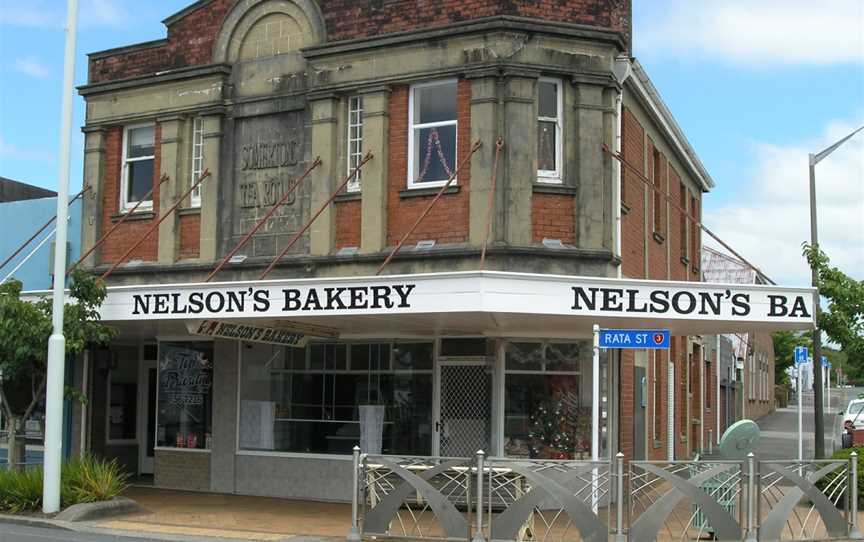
[213,0,325,64]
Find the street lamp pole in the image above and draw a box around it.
[808,125,864,459]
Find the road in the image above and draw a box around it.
[754,386,863,459]
[0,523,163,542]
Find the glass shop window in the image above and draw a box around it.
[408,80,458,188]
[504,341,607,459]
[121,124,155,211]
[537,78,562,182]
[239,341,433,455]
[156,343,213,450]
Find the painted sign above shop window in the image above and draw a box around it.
[90,271,816,335]
[186,319,338,347]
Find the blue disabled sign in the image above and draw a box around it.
[599,329,669,349]
[794,346,808,364]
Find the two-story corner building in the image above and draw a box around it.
[62,0,813,501]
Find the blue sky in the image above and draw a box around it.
[0,0,861,286]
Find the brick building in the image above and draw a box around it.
[59,0,812,499]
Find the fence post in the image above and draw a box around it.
[614,452,626,542]
[708,429,713,455]
[347,445,362,542]
[472,450,487,542]
[851,451,862,539]
[745,453,757,542]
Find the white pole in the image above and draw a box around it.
[798,362,803,464]
[591,324,600,513]
[699,346,705,454]
[43,0,78,514]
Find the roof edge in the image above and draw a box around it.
[163,0,215,26]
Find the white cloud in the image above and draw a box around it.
[13,56,50,79]
[704,119,864,287]
[0,137,55,163]
[638,0,864,65]
[0,0,128,28]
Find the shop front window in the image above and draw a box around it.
[504,341,607,459]
[239,341,433,455]
[156,343,213,450]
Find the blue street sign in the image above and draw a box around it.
[599,329,670,349]
[794,346,808,364]
[822,356,830,368]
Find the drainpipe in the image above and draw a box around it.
[611,56,631,278]
[716,335,721,444]
[700,343,705,454]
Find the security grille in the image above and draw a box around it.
[439,364,491,457]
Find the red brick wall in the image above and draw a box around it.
[99,125,160,265]
[621,107,645,279]
[88,0,631,84]
[532,194,575,243]
[386,80,471,246]
[178,213,200,259]
[335,200,361,249]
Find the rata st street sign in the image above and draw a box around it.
[794,346,809,364]
[599,329,670,349]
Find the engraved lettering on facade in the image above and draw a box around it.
[240,140,299,170]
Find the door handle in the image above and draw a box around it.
[435,421,441,432]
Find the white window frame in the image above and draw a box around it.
[407,79,459,189]
[120,123,156,212]
[347,96,363,192]
[537,77,563,183]
[190,117,204,207]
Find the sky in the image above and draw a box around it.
[0,0,862,288]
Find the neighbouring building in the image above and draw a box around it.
[37,0,813,500]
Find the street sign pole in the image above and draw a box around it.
[798,362,803,463]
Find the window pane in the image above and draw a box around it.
[538,81,558,118]
[415,82,457,124]
[544,343,584,372]
[413,125,456,183]
[239,342,432,455]
[157,343,214,450]
[537,120,557,172]
[393,342,432,370]
[506,342,544,371]
[128,126,155,158]
[127,159,154,203]
[505,374,589,459]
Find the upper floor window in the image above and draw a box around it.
[347,96,363,192]
[408,80,457,188]
[537,78,562,182]
[121,124,155,211]
[652,146,663,233]
[190,117,204,207]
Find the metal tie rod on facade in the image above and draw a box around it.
[100,169,211,280]
[67,174,169,275]
[0,184,91,274]
[602,144,776,285]
[479,137,505,270]
[376,140,483,276]
[258,152,373,280]
[207,158,322,282]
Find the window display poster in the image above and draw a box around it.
[157,343,214,449]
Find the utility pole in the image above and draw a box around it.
[808,125,864,459]
[43,0,79,513]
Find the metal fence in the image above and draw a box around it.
[348,449,862,542]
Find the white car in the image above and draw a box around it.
[842,399,864,440]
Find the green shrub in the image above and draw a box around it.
[63,454,129,504]
[816,446,864,508]
[0,454,129,513]
[0,466,43,513]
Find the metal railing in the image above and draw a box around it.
[349,450,862,542]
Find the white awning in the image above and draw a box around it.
[30,270,815,339]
